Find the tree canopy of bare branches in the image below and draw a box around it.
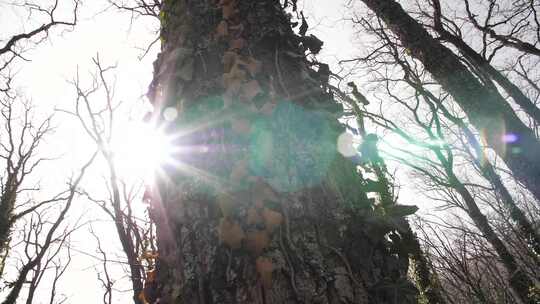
[0,0,79,94]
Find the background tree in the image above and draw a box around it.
[0,0,79,94]
[334,84,447,304]
[1,152,95,304]
[414,217,518,304]
[356,0,540,204]
[59,56,158,304]
[426,0,540,126]
[463,0,540,57]
[339,3,540,302]
[0,98,57,277]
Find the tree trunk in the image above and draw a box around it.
[448,173,535,304]
[404,231,447,304]
[459,123,540,258]
[0,174,17,276]
[147,1,415,303]
[419,81,540,261]
[359,0,540,204]
[431,0,540,126]
[105,159,144,304]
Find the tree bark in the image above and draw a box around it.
[404,231,447,304]
[147,1,415,303]
[0,174,17,275]
[412,78,540,260]
[360,0,540,204]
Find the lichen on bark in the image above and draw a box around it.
[146,1,416,303]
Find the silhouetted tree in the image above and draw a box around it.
[358,0,540,204]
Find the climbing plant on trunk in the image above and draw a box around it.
[144,1,417,303]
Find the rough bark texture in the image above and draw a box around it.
[147,1,416,303]
[0,174,17,275]
[360,0,540,203]
[404,232,446,304]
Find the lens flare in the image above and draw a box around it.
[110,121,174,182]
[502,133,518,143]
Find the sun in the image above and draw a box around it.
[109,119,174,182]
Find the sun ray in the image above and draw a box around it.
[108,119,175,183]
